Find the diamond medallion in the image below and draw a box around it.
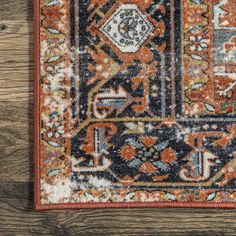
[100,4,154,53]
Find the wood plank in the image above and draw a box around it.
[0,0,33,20]
[0,20,34,102]
[0,102,33,182]
[0,183,59,235]
[0,182,236,235]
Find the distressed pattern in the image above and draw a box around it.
[36,0,236,208]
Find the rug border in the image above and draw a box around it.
[34,0,41,210]
[34,0,236,211]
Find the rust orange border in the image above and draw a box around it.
[34,0,40,210]
[34,0,236,211]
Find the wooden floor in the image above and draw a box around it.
[0,1,236,235]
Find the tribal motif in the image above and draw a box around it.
[36,0,236,208]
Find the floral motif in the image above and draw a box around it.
[189,35,209,52]
[119,136,178,178]
[46,122,65,139]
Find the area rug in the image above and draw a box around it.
[34,0,236,210]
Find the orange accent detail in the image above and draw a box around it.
[139,136,157,148]
[140,162,157,174]
[160,148,177,164]
[152,175,169,182]
[120,145,136,161]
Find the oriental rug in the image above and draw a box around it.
[34,0,236,210]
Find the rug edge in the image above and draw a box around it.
[35,202,236,211]
[34,0,41,211]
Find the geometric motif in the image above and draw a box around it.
[35,0,236,209]
[183,0,236,116]
[100,4,154,53]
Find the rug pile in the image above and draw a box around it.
[35,0,236,210]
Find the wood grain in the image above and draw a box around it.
[0,102,33,182]
[1,183,236,236]
[0,20,33,102]
[0,0,33,20]
[0,0,236,235]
